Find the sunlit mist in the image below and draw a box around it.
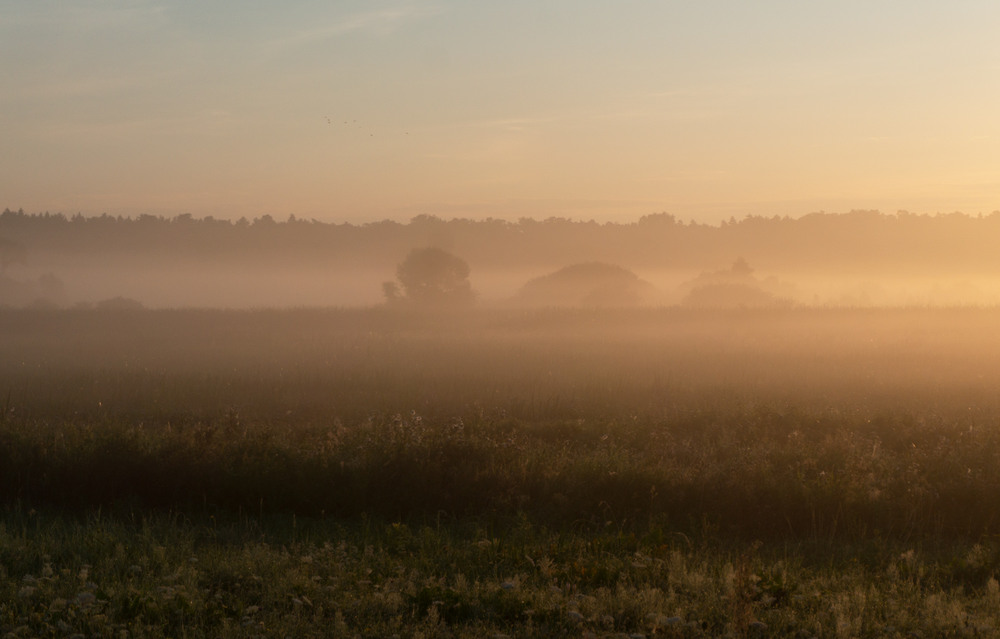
[4,209,1000,309]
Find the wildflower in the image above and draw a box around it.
[76,592,97,606]
[749,621,768,633]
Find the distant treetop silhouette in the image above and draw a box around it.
[681,258,793,309]
[514,262,657,308]
[385,247,476,307]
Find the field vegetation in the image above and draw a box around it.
[3,306,1000,637]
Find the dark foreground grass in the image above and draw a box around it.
[4,410,1000,637]
[3,508,1000,638]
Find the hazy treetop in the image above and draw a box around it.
[4,208,1000,274]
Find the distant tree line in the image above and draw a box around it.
[4,207,1000,273]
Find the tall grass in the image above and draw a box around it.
[3,402,1000,540]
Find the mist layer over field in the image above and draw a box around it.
[4,306,1000,423]
[6,210,1000,308]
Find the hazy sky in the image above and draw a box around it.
[4,1,1000,224]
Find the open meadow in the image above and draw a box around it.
[3,306,1000,637]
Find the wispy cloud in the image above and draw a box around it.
[5,76,130,102]
[462,116,561,132]
[268,5,439,50]
[452,100,714,133]
[0,1,167,34]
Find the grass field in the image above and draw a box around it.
[3,307,1000,637]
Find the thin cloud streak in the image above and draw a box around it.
[18,109,248,142]
[0,1,167,33]
[442,99,719,133]
[5,75,157,102]
[268,5,440,51]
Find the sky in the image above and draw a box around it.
[3,0,1000,225]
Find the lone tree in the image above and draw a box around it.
[386,247,475,306]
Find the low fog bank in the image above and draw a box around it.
[35,260,390,309]
[8,254,1000,309]
[639,268,1000,308]
[6,209,1000,309]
